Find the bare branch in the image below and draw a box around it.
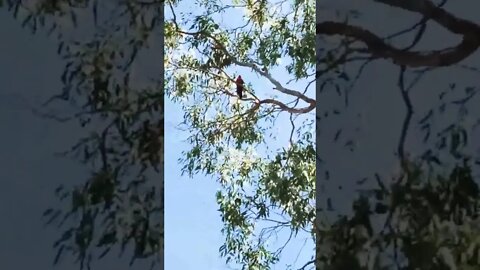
[317,0,480,68]
[258,98,314,114]
[396,65,413,170]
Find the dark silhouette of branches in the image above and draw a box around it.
[2,1,164,269]
[318,0,480,68]
[317,1,480,269]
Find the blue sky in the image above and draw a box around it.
[164,1,315,269]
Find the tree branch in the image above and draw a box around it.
[396,65,413,170]
[317,0,480,68]
[258,98,315,114]
[168,2,315,114]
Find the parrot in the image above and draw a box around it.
[235,75,244,99]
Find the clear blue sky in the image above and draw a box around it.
[164,1,315,269]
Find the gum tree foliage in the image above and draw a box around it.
[165,0,315,269]
[1,0,164,269]
[317,1,480,269]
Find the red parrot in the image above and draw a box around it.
[235,75,244,99]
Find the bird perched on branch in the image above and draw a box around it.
[235,75,244,99]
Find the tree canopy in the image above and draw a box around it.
[165,0,315,269]
[317,1,480,269]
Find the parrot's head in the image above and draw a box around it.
[236,76,244,86]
